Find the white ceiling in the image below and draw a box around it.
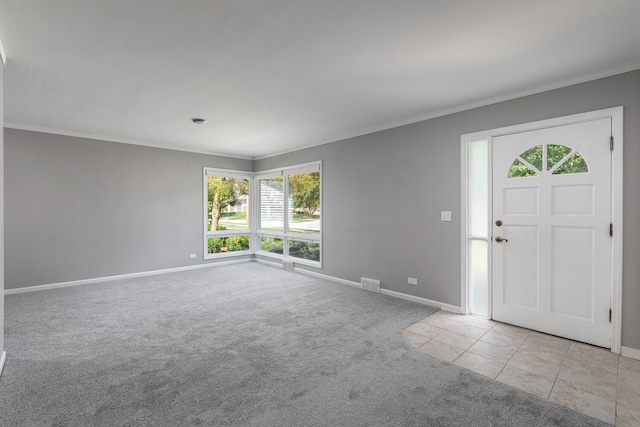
[1,1,640,159]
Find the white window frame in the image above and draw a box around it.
[203,168,253,259]
[460,106,623,353]
[255,161,322,267]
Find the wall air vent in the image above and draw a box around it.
[361,277,381,293]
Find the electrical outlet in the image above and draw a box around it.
[441,211,452,221]
[408,277,418,285]
[189,253,197,259]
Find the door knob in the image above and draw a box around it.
[495,220,503,226]
[495,236,509,243]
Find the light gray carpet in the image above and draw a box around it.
[0,262,609,426]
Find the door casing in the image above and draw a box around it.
[460,106,623,353]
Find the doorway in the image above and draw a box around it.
[461,107,623,351]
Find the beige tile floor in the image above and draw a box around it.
[403,310,640,426]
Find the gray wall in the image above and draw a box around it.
[4,130,252,289]
[256,70,640,351]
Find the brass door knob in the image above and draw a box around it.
[495,236,509,243]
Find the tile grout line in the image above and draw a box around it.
[444,316,494,364]
[492,328,532,381]
[408,315,632,424]
[546,340,572,400]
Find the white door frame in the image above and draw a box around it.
[461,106,623,353]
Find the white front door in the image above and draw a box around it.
[492,118,612,347]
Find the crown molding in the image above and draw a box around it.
[255,62,640,161]
[3,123,255,161]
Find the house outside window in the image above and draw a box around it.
[256,162,322,267]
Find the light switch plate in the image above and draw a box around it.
[441,211,452,221]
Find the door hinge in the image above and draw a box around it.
[609,308,612,323]
[610,223,613,237]
[610,136,614,151]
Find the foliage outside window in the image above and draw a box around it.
[508,144,588,178]
[257,162,322,266]
[207,236,250,254]
[288,172,321,234]
[288,240,320,262]
[204,171,252,258]
[203,163,321,264]
[260,236,283,255]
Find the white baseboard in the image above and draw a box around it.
[380,289,461,313]
[292,266,362,289]
[4,259,251,295]
[621,346,640,361]
[288,264,458,311]
[254,258,284,269]
[0,351,6,378]
[256,257,362,289]
[5,256,461,317]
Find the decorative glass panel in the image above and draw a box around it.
[547,145,572,171]
[508,159,538,178]
[469,240,488,317]
[520,145,543,171]
[508,144,590,178]
[469,139,488,237]
[553,152,589,175]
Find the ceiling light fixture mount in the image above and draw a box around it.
[191,118,207,124]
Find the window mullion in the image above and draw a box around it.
[255,161,322,265]
[203,168,252,258]
[283,173,290,257]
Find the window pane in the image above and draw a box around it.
[520,145,543,171]
[508,159,538,178]
[207,236,250,254]
[553,152,589,174]
[469,240,488,317]
[288,240,320,262]
[260,236,283,254]
[469,139,488,237]
[207,176,249,231]
[259,177,284,231]
[287,172,320,234]
[547,144,572,170]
